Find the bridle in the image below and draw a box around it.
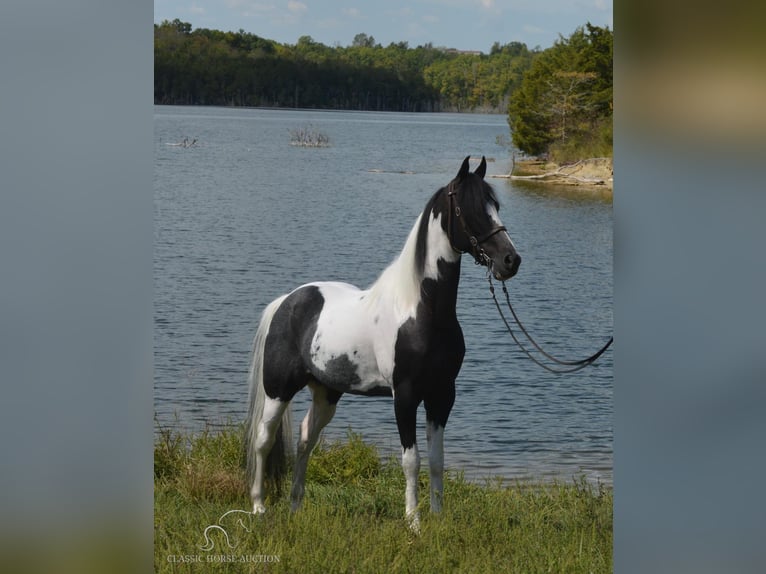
[444,183,613,373]
[446,186,507,266]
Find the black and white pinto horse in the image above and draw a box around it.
[246,156,521,529]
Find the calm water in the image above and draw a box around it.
[154,106,613,484]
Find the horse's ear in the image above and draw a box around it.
[475,156,487,179]
[456,156,471,181]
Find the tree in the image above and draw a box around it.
[351,33,376,48]
[166,18,191,34]
[544,70,597,143]
[508,24,612,159]
[154,19,536,113]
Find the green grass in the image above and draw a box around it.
[548,119,613,166]
[154,425,612,573]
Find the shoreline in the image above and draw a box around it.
[491,157,613,192]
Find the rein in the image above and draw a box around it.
[485,270,613,374]
[446,184,612,373]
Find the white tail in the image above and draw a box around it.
[245,294,293,489]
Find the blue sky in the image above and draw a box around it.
[154,0,612,52]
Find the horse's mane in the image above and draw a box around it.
[366,187,439,312]
[367,173,497,313]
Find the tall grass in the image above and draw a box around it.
[155,425,612,573]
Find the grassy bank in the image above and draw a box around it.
[155,425,612,573]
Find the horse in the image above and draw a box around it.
[245,156,521,530]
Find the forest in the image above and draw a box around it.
[155,20,534,113]
[154,20,612,159]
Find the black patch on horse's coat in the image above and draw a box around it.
[392,259,464,449]
[320,354,361,387]
[263,285,326,402]
[264,284,391,403]
[316,352,393,398]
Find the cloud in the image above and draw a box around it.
[522,24,547,35]
[189,3,205,15]
[386,5,412,18]
[287,0,307,15]
[475,0,504,16]
[342,7,361,18]
[222,0,276,16]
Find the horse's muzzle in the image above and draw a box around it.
[493,252,521,280]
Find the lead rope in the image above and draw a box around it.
[484,267,613,374]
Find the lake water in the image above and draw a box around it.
[154,106,613,484]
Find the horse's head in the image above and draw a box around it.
[443,156,521,281]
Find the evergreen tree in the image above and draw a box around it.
[508,24,612,159]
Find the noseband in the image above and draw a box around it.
[446,187,507,266]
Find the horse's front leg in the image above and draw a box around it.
[426,420,445,513]
[394,386,421,532]
[425,382,455,515]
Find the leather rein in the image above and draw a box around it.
[445,186,613,374]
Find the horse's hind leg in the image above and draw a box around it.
[290,382,341,512]
[251,396,289,514]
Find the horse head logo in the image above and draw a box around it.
[198,509,253,551]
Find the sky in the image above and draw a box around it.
[154,0,612,53]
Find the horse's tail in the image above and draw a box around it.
[245,294,293,492]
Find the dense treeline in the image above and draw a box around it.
[155,19,612,160]
[154,20,535,112]
[508,24,613,161]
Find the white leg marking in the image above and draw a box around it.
[290,386,336,512]
[250,396,287,514]
[402,445,421,532]
[426,422,445,514]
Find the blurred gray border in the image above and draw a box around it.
[0,1,153,571]
[2,1,765,572]
[615,1,766,572]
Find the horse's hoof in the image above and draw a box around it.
[407,515,421,535]
[252,503,266,514]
